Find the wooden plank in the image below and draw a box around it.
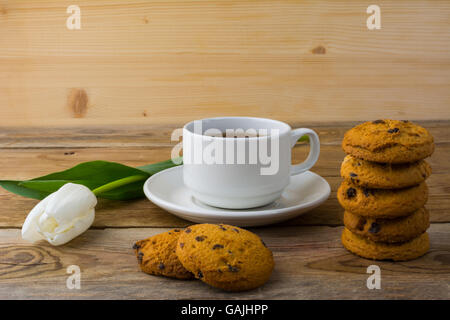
[0,122,448,228]
[0,146,448,228]
[0,224,448,299]
[0,1,449,126]
[1,170,449,228]
[1,120,449,148]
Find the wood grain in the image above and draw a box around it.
[0,122,448,299]
[0,225,448,299]
[0,1,449,126]
[0,121,448,228]
[1,0,449,299]
[1,120,449,148]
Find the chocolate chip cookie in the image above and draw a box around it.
[344,208,429,243]
[340,155,431,189]
[134,229,194,279]
[176,224,274,292]
[342,120,434,163]
[337,180,428,218]
[341,227,429,261]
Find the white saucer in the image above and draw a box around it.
[143,166,330,227]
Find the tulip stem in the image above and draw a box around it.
[92,175,148,196]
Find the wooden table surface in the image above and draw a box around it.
[0,121,449,299]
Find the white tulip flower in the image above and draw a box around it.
[22,183,97,246]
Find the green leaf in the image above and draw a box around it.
[138,157,182,175]
[0,180,51,200]
[32,160,149,186]
[297,135,310,143]
[10,161,151,200]
[0,158,182,201]
[99,180,146,200]
[19,180,98,193]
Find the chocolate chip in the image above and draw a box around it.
[387,128,399,133]
[132,243,140,250]
[217,269,222,273]
[173,229,180,232]
[185,228,191,233]
[346,188,357,198]
[349,172,358,177]
[179,242,184,249]
[227,265,239,272]
[218,225,227,231]
[402,120,409,123]
[158,263,165,270]
[372,120,385,124]
[356,217,366,231]
[261,240,267,247]
[228,250,233,254]
[195,236,205,242]
[369,223,381,234]
[197,271,203,279]
[137,252,144,263]
[212,244,224,250]
[363,188,370,197]
[232,228,240,233]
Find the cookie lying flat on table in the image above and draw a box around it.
[176,224,274,292]
[341,228,429,261]
[342,120,434,164]
[134,229,194,280]
[344,208,429,243]
[341,155,431,189]
[337,180,428,219]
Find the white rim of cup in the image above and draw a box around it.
[183,116,291,140]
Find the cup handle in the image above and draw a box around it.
[290,128,320,176]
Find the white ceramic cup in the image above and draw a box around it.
[182,117,320,209]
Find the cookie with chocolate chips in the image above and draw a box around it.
[342,120,434,163]
[337,180,428,218]
[341,228,429,261]
[176,224,274,292]
[344,208,429,243]
[133,229,194,279]
[340,155,431,189]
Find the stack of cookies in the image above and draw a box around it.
[338,120,434,261]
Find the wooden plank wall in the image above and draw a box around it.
[0,0,449,127]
